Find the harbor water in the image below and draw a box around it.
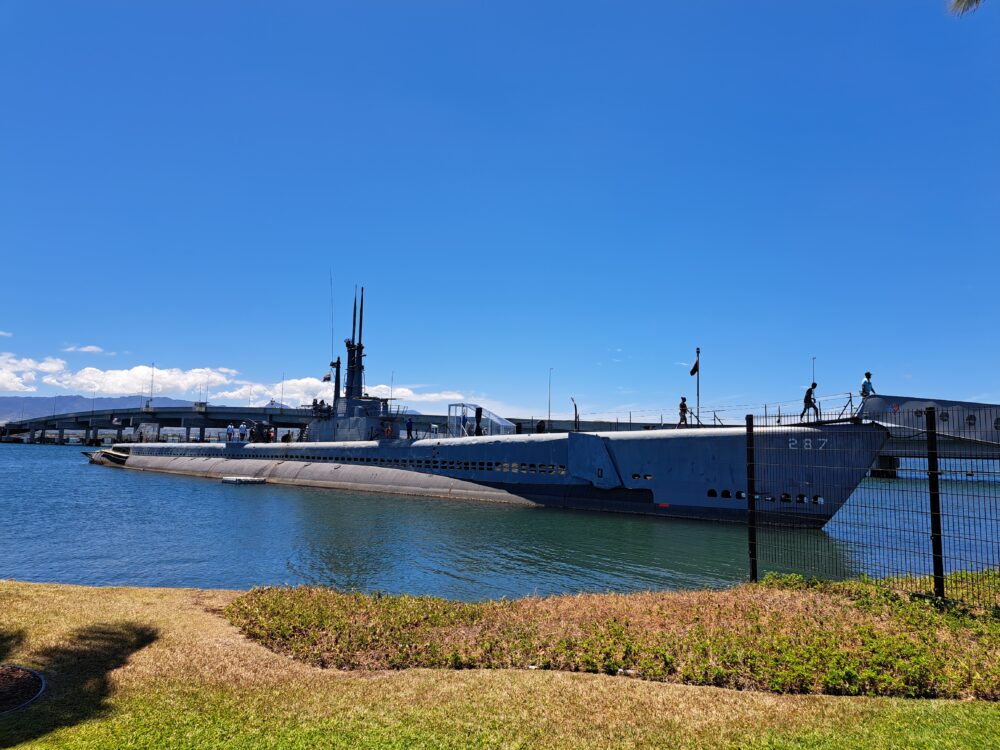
[1,444,996,600]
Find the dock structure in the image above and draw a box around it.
[0,403,317,444]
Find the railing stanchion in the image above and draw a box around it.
[746,414,758,583]
[926,407,946,600]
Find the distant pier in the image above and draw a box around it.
[0,403,315,444]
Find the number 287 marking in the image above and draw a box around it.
[788,438,828,450]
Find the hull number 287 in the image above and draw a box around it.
[788,438,828,450]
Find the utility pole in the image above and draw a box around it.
[548,368,553,426]
[696,347,700,425]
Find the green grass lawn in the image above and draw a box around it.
[1,578,998,749]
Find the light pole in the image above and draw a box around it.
[570,396,579,431]
[548,368,553,427]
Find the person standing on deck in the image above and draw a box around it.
[677,397,689,428]
[406,417,414,440]
[800,383,819,421]
[226,423,235,442]
[238,422,248,441]
[861,372,877,399]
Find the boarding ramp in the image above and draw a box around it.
[447,403,515,438]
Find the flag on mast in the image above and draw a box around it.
[689,353,699,377]
[322,372,332,382]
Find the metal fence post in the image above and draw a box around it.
[926,407,946,600]
[746,414,758,583]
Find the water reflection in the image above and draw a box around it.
[286,491,764,598]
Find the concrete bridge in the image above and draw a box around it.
[0,403,673,445]
[0,403,317,444]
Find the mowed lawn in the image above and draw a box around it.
[0,580,997,749]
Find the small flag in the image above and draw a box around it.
[689,356,699,377]
[322,372,331,382]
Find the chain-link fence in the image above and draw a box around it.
[747,406,1000,609]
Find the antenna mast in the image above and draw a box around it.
[330,268,337,359]
[351,285,357,344]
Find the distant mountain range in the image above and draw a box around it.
[0,395,193,423]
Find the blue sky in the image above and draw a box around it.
[1,1,998,420]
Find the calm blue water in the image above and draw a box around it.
[2,445,995,599]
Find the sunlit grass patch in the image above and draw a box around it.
[226,575,1000,699]
[3,580,1000,749]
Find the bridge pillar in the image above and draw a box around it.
[58,428,65,445]
[116,427,124,443]
[185,426,191,443]
[155,424,162,442]
[84,426,91,443]
[40,429,47,443]
[29,429,36,443]
[199,426,206,442]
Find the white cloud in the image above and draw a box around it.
[0,352,67,392]
[209,378,465,409]
[63,345,105,353]
[0,347,485,415]
[0,331,12,337]
[42,364,238,396]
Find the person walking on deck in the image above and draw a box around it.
[861,372,877,399]
[800,383,819,421]
[677,397,690,428]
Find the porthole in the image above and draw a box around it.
[966,414,977,427]
[707,489,718,498]
[632,473,641,480]
[780,493,792,503]
[721,490,731,498]
[813,495,825,505]
[735,491,746,500]
[796,494,806,503]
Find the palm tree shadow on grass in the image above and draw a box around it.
[0,622,158,747]
[0,629,26,663]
